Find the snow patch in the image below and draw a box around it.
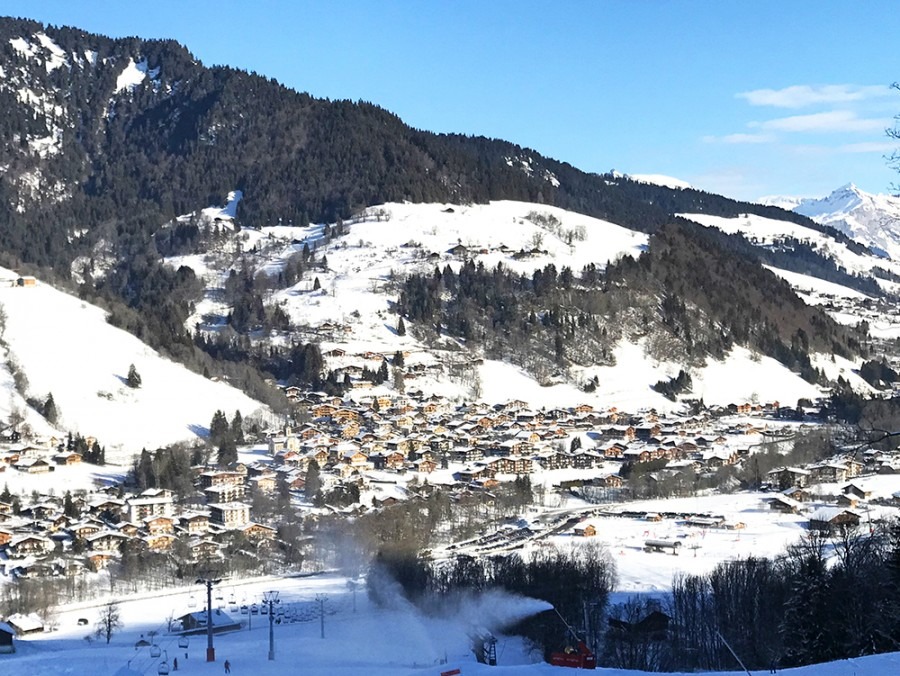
[34,32,68,71]
[200,189,243,223]
[626,172,692,190]
[115,58,151,92]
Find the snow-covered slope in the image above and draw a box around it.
[613,170,692,190]
[0,270,266,458]
[681,210,900,282]
[174,199,861,411]
[11,565,900,676]
[763,183,900,261]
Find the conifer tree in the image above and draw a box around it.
[230,410,245,445]
[397,317,406,336]
[209,410,229,448]
[217,436,238,466]
[305,460,322,501]
[43,393,58,424]
[126,363,142,388]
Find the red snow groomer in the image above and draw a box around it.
[548,608,596,669]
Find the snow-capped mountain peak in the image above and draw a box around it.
[763,183,900,260]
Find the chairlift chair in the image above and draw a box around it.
[178,635,189,649]
[157,659,170,675]
[150,644,162,658]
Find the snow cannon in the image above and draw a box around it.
[547,607,596,669]
[549,641,596,670]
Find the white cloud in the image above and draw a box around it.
[737,84,893,108]
[838,141,900,154]
[703,132,775,144]
[751,110,889,134]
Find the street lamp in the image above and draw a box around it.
[262,590,279,661]
[196,569,222,662]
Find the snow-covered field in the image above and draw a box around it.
[11,569,900,675]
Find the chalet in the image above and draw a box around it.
[70,520,104,540]
[535,452,571,471]
[249,475,277,493]
[767,494,802,514]
[86,530,129,553]
[808,462,848,484]
[242,523,277,542]
[703,450,737,468]
[448,243,469,258]
[8,534,53,557]
[312,404,337,418]
[87,497,125,518]
[767,466,811,490]
[572,452,602,469]
[143,515,175,535]
[189,538,221,561]
[597,474,624,488]
[180,513,210,536]
[842,483,872,500]
[15,276,36,288]
[116,522,141,537]
[0,621,14,653]
[6,612,42,635]
[144,533,175,552]
[414,458,437,473]
[623,448,653,463]
[634,424,661,440]
[13,458,51,473]
[808,507,861,533]
[836,494,859,508]
[782,487,811,502]
[52,451,82,465]
[176,609,240,636]
[87,551,116,571]
[573,523,597,537]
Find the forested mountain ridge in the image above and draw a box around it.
[0,17,884,405]
[0,16,864,264]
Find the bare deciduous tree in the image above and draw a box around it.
[95,600,122,644]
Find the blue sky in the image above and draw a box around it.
[5,1,900,200]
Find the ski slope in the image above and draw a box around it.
[0,270,266,459]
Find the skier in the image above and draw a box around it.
[173,657,178,671]
[224,659,232,673]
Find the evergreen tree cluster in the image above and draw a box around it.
[131,444,195,497]
[604,523,900,671]
[66,431,106,465]
[651,369,693,401]
[397,222,866,384]
[208,409,244,466]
